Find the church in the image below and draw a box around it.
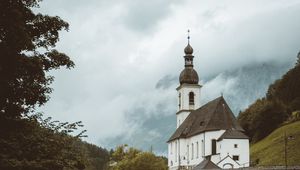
[167,38,250,169]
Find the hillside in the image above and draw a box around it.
[250,121,300,166]
[238,53,300,142]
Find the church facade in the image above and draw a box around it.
[167,41,250,169]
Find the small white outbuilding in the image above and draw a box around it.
[167,40,250,170]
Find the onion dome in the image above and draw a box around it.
[179,31,199,85]
[184,43,193,55]
[179,67,199,84]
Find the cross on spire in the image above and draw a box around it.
[187,29,190,44]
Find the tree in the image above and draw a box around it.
[0,1,98,169]
[0,0,74,118]
[0,113,87,170]
[238,99,287,142]
[110,145,168,170]
[239,52,300,142]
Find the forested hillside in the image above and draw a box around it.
[238,52,300,142]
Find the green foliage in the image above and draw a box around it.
[0,1,110,169]
[267,56,300,111]
[238,52,300,142]
[109,145,168,170]
[239,99,287,142]
[0,114,86,170]
[81,142,110,170]
[0,113,110,170]
[251,121,300,166]
[0,0,74,118]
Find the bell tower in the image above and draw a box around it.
[176,32,201,128]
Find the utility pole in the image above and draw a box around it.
[284,132,287,170]
[284,132,295,170]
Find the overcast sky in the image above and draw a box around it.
[37,0,300,153]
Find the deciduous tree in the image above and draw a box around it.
[0,0,74,118]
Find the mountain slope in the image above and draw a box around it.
[250,121,300,166]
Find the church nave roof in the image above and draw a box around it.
[168,96,244,142]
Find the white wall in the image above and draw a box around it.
[176,84,201,128]
[168,131,249,169]
[168,130,226,169]
[218,139,250,168]
[176,111,190,128]
[177,84,201,111]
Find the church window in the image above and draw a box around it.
[171,143,173,154]
[234,144,238,148]
[233,155,239,161]
[191,143,194,160]
[201,140,204,157]
[211,139,217,155]
[196,142,199,158]
[189,92,194,105]
[175,141,177,162]
[188,145,190,160]
[178,93,181,109]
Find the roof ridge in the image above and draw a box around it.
[167,96,246,142]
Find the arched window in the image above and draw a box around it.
[211,139,216,155]
[189,92,194,105]
[175,141,177,162]
[187,145,189,161]
[178,93,181,109]
[192,143,194,160]
[196,142,199,158]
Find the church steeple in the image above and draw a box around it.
[179,31,199,85]
[176,31,202,128]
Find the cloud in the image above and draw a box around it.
[121,0,183,32]
[155,75,177,90]
[36,0,300,153]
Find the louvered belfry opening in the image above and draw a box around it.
[189,92,195,105]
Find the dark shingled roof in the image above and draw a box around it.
[193,159,220,170]
[217,129,249,141]
[168,96,244,142]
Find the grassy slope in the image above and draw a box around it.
[250,121,300,166]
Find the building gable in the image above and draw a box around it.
[168,96,244,142]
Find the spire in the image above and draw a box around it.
[188,29,190,44]
[179,30,199,85]
[184,29,193,55]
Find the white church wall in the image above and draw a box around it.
[176,84,201,128]
[217,155,241,169]
[218,139,250,168]
[168,130,226,169]
[203,130,225,156]
[177,84,201,111]
[176,111,190,128]
[168,140,179,168]
[167,129,250,169]
[168,134,205,169]
[186,133,205,166]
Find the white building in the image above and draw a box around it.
[167,40,250,170]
